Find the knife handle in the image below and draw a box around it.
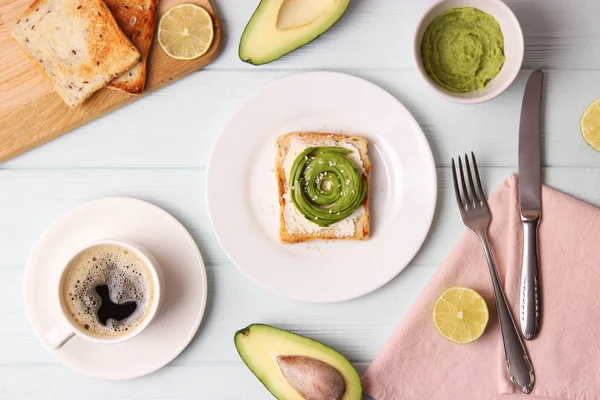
[520,219,541,340]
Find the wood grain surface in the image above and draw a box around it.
[0,0,222,163]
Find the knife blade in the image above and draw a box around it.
[518,69,543,340]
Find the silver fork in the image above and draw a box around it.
[452,153,535,394]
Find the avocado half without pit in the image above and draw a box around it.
[239,0,351,65]
[235,324,362,400]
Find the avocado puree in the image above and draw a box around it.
[289,147,367,227]
[421,7,505,93]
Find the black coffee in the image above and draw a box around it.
[95,284,137,325]
[61,244,154,337]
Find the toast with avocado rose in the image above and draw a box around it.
[275,132,371,244]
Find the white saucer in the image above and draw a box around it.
[24,197,208,379]
[207,72,437,303]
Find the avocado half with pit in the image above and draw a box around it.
[239,0,351,65]
[235,324,362,400]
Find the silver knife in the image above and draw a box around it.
[518,69,543,341]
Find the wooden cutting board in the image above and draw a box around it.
[0,0,222,163]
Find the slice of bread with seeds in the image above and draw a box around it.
[12,0,140,108]
[103,0,158,94]
[275,132,371,244]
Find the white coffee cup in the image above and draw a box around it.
[47,239,164,349]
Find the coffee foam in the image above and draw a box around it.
[61,244,155,337]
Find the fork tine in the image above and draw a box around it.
[471,152,486,202]
[451,158,464,208]
[464,153,479,203]
[458,156,472,205]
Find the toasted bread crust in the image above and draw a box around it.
[13,0,140,107]
[104,0,157,94]
[276,132,371,244]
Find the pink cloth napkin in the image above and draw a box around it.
[362,175,600,400]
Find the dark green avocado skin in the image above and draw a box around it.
[240,30,337,66]
[238,2,263,65]
[238,0,351,65]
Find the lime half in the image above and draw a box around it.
[433,287,489,344]
[158,4,214,61]
[581,98,600,151]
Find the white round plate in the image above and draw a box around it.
[24,198,208,379]
[207,72,436,303]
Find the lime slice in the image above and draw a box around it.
[433,287,489,344]
[158,4,214,60]
[581,98,600,151]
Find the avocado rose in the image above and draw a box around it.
[289,147,367,227]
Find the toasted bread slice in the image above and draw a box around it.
[275,132,371,244]
[104,0,157,94]
[12,0,140,108]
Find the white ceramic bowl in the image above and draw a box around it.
[413,0,524,104]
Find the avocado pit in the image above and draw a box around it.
[277,355,346,400]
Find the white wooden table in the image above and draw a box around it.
[2,1,600,398]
